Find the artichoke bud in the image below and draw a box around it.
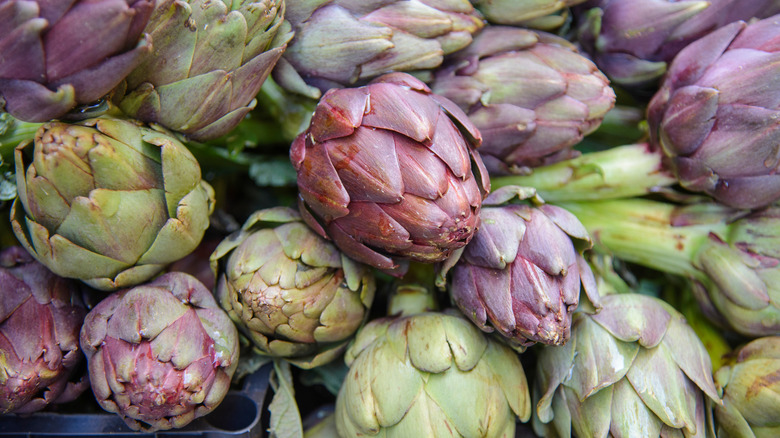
[438,185,600,349]
[713,336,780,438]
[533,293,722,438]
[210,207,376,369]
[79,272,239,432]
[11,117,215,291]
[335,302,532,437]
[0,246,89,414]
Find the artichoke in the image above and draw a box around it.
[79,272,239,431]
[576,0,780,89]
[0,0,153,122]
[471,0,587,29]
[273,0,485,99]
[116,0,292,141]
[714,336,780,437]
[291,73,490,273]
[335,285,532,437]
[437,186,599,349]
[210,207,376,369]
[0,246,88,414]
[533,293,721,438]
[431,26,615,175]
[11,117,215,291]
[648,16,780,209]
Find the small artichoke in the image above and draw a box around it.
[291,73,490,273]
[11,117,215,291]
[533,293,721,438]
[431,26,615,175]
[79,272,239,431]
[335,286,532,437]
[714,336,780,437]
[0,0,153,122]
[575,0,780,89]
[274,0,485,99]
[0,246,88,414]
[117,0,292,141]
[210,207,376,369]
[438,186,599,349]
[648,16,780,209]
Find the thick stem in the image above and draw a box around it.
[491,144,676,202]
[557,199,728,279]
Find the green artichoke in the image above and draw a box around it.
[0,0,153,122]
[0,246,88,414]
[431,26,615,175]
[79,272,239,431]
[210,207,376,369]
[471,0,587,29]
[117,0,292,141]
[11,117,215,291]
[533,293,721,438]
[714,336,780,437]
[335,286,532,437]
[274,0,485,99]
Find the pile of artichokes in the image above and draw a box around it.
[1,1,780,437]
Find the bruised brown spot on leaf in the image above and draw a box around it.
[746,368,780,399]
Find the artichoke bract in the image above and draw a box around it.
[274,0,485,99]
[431,26,615,175]
[0,0,153,122]
[437,186,599,349]
[648,16,780,209]
[575,0,780,89]
[116,0,291,141]
[714,336,780,437]
[0,246,88,414]
[210,207,376,369]
[11,117,215,291]
[471,0,587,30]
[335,286,532,437]
[533,293,721,438]
[79,272,239,431]
[291,73,490,273]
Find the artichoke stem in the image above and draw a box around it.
[0,115,41,158]
[491,144,676,202]
[557,199,727,279]
[388,284,438,317]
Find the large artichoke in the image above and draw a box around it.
[575,0,780,89]
[437,186,599,349]
[210,207,376,369]
[335,285,532,437]
[0,0,153,122]
[11,117,215,291]
[648,16,780,209]
[0,246,88,414]
[291,73,490,273]
[116,0,292,141]
[431,26,615,175]
[533,293,721,438]
[273,0,485,99]
[714,336,780,437]
[79,272,239,431]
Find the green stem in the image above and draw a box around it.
[557,199,728,279]
[256,77,317,143]
[491,144,676,202]
[0,115,42,159]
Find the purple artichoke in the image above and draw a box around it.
[437,186,599,348]
[273,0,485,99]
[79,272,239,431]
[291,73,490,273]
[0,0,153,122]
[575,0,780,88]
[0,246,88,414]
[648,16,780,209]
[431,26,615,175]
